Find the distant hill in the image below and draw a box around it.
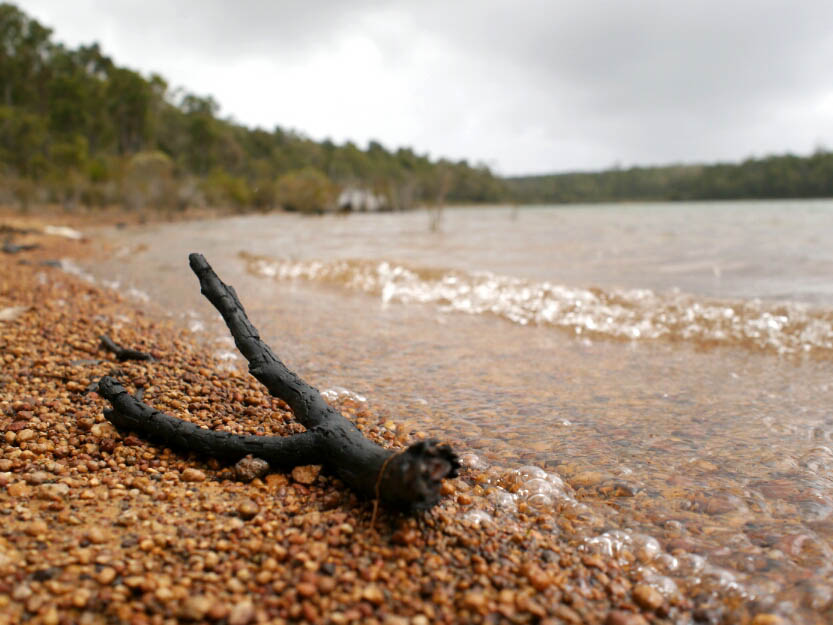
[506,152,833,204]
[0,3,504,212]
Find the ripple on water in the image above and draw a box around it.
[321,386,367,403]
[240,252,833,356]
[460,459,833,619]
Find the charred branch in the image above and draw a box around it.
[2,239,39,254]
[100,334,153,362]
[96,254,459,511]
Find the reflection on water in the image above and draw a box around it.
[86,201,833,622]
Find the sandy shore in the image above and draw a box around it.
[0,220,748,625]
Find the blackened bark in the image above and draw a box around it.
[97,376,321,468]
[96,254,458,511]
[2,239,39,254]
[100,334,153,362]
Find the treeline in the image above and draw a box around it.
[506,151,833,204]
[0,3,504,213]
[4,3,832,215]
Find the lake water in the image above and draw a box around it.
[83,200,833,622]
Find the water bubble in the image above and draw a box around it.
[800,582,833,611]
[700,564,744,595]
[581,530,635,562]
[458,452,488,471]
[675,553,706,576]
[798,499,833,522]
[630,533,662,563]
[58,258,96,283]
[321,387,367,403]
[799,446,833,473]
[518,477,553,498]
[635,566,681,601]
[461,509,493,527]
[517,465,548,480]
[126,287,150,303]
[489,488,517,513]
[560,501,603,527]
[653,552,679,574]
[545,472,567,490]
[213,350,240,372]
[527,494,553,509]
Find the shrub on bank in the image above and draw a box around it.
[274,167,337,214]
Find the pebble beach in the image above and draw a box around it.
[0,216,807,625]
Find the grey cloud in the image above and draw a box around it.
[80,0,379,57]
[20,0,833,173]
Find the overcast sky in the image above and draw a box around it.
[18,0,833,175]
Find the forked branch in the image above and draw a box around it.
[96,253,458,511]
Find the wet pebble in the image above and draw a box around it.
[37,482,69,500]
[750,615,787,625]
[96,567,116,585]
[605,611,649,625]
[234,455,270,482]
[7,481,29,497]
[228,600,255,625]
[291,464,321,485]
[181,467,206,482]
[237,498,259,520]
[632,584,663,611]
[362,584,385,605]
[181,595,212,620]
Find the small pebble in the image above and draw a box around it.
[228,600,255,625]
[571,471,604,487]
[71,588,91,608]
[463,590,487,610]
[297,581,317,597]
[96,567,117,584]
[605,611,649,625]
[24,519,48,536]
[37,482,69,500]
[42,605,60,625]
[362,584,385,605]
[181,595,212,620]
[234,455,270,482]
[237,498,260,520]
[632,584,663,611]
[7,482,29,497]
[25,470,50,484]
[17,428,35,442]
[155,586,174,601]
[291,465,320,485]
[750,615,787,625]
[208,601,230,620]
[181,467,207,482]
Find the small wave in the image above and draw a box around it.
[239,252,833,356]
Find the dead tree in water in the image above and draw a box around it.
[96,253,459,511]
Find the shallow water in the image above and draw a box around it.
[83,200,833,622]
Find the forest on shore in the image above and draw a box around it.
[0,3,503,214]
[506,151,833,205]
[2,2,833,214]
